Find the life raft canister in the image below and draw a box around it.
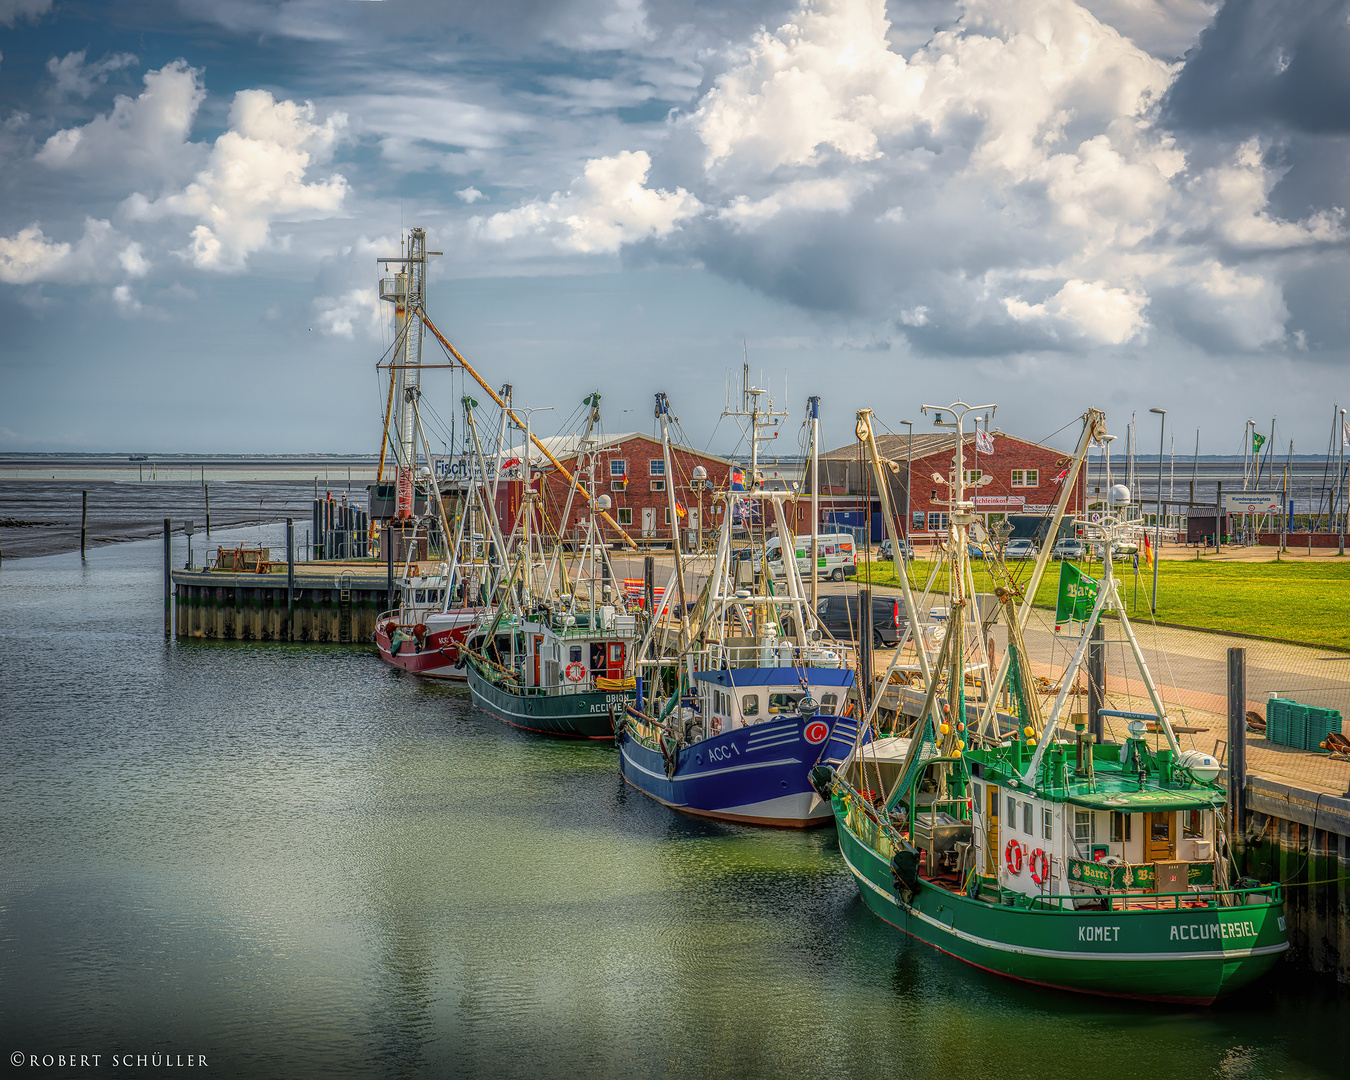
[1004,839,1024,876]
[1029,848,1050,885]
[565,662,586,682]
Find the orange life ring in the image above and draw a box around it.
[1004,839,1024,876]
[1029,848,1050,885]
[565,662,586,682]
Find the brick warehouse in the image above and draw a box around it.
[793,429,1087,545]
[494,432,736,547]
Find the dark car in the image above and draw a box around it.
[814,593,907,647]
[878,537,914,561]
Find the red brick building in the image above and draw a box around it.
[797,430,1086,545]
[496,433,736,546]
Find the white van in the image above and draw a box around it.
[765,534,857,582]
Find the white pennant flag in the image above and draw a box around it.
[1343,418,1350,448]
[975,428,994,454]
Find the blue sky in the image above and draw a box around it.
[1,0,1348,458]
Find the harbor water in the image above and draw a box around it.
[2,530,1348,1079]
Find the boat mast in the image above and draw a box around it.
[656,392,690,649]
[808,395,820,613]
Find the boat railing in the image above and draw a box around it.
[704,642,850,671]
[1015,882,1282,912]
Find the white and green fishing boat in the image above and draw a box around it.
[822,402,1288,1003]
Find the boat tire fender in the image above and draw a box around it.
[1029,848,1049,885]
[1004,839,1024,876]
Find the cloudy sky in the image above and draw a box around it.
[1,0,1348,457]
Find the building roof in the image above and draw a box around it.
[821,429,1059,463]
[538,430,736,467]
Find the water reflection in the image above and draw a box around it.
[0,532,1345,1079]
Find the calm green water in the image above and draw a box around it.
[2,530,1346,1079]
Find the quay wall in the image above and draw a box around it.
[171,565,389,643]
[1237,776,1350,984]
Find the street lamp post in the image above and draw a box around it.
[902,419,914,556]
[1150,407,1165,613]
[692,465,708,552]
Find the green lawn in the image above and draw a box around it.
[853,556,1350,650]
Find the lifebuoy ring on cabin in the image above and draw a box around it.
[1029,848,1050,885]
[565,662,586,682]
[1004,839,1024,876]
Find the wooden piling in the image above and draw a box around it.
[1227,647,1247,835]
[286,517,295,641]
[81,489,87,558]
[163,518,172,638]
[204,483,210,536]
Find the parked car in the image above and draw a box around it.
[730,547,763,573]
[1052,538,1087,560]
[814,593,907,648]
[878,537,914,561]
[1004,538,1037,559]
[966,542,986,561]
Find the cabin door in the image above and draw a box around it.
[985,786,999,876]
[533,635,543,687]
[1145,812,1174,862]
[641,507,656,537]
[607,642,624,680]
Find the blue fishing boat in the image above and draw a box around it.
[619,389,866,826]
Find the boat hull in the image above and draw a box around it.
[374,610,478,680]
[465,656,631,739]
[833,795,1288,1003]
[620,710,862,828]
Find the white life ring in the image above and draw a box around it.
[565,662,586,682]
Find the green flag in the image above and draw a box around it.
[1055,561,1099,628]
[1252,431,1265,453]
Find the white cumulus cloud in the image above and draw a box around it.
[475,150,701,254]
[125,89,348,270]
[0,218,144,285]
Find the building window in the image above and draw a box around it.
[610,479,627,491]
[649,459,665,476]
[610,460,626,477]
[616,507,632,526]
[1043,808,1053,840]
[1011,468,1039,487]
[1074,810,1093,849]
[1111,812,1132,842]
[927,511,949,531]
[1022,801,1033,834]
[963,469,982,484]
[651,479,666,492]
[1183,810,1205,838]
[742,694,759,717]
[663,507,672,524]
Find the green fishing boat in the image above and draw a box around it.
[823,402,1287,1003]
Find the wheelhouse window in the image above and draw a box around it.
[741,694,759,717]
[819,693,838,715]
[1022,801,1033,834]
[1042,808,1053,840]
[768,692,803,714]
[1111,811,1132,842]
[1007,795,1016,823]
[1074,810,1093,849]
[1183,809,1205,838]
